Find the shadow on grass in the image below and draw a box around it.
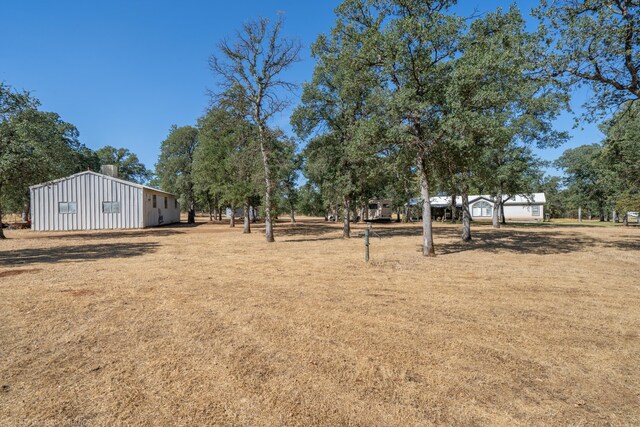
[278,219,342,242]
[38,226,188,241]
[432,228,598,255]
[2,242,160,266]
[211,218,638,254]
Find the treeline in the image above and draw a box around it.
[0,83,150,237]
[157,0,639,255]
[4,1,640,252]
[550,105,640,224]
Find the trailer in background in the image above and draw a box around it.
[366,199,393,221]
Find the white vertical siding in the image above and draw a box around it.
[141,189,181,227]
[30,171,146,231]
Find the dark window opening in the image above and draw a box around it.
[152,195,157,208]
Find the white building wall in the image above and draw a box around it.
[142,189,180,227]
[468,200,544,222]
[30,172,144,231]
[503,204,544,221]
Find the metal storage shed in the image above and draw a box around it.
[29,170,180,231]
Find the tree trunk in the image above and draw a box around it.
[396,209,401,223]
[188,203,195,224]
[342,198,350,239]
[403,203,409,223]
[461,187,472,242]
[578,206,582,222]
[599,207,605,221]
[243,200,251,233]
[229,206,235,228]
[208,199,213,221]
[0,185,6,239]
[500,204,506,225]
[257,126,275,242]
[290,202,296,224]
[450,191,457,223]
[251,206,257,223]
[418,153,435,256]
[623,214,628,226]
[612,209,618,223]
[22,196,29,223]
[492,195,500,229]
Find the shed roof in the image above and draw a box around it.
[29,170,176,197]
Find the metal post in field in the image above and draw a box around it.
[364,225,370,263]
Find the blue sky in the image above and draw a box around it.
[1,0,601,176]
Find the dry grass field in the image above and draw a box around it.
[1,217,638,426]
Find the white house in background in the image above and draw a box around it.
[429,193,546,222]
[30,170,180,231]
[225,206,258,220]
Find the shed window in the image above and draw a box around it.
[368,203,378,209]
[472,201,492,217]
[102,201,121,213]
[58,202,77,214]
[164,197,168,209]
[532,205,540,216]
[152,195,157,208]
[174,199,178,209]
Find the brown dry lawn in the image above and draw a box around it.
[0,217,638,426]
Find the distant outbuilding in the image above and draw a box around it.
[29,168,180,231]
[429,193,546,222]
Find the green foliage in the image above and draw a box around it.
[555,143,608,216]
[156,125,198,220]
[1,83,94,231]
[96,146,150,183]
[599,104,640,213]
[193,107,262,210]
[439,6,566,214]
[295,182,325,216]
[293,4,406,219]
[536,176,566,218]
[535,0,640,119]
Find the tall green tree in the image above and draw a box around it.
[537,175,568,219]
[209,16,301,242]
[194,107,261,233]
[156,125,199,223]
[274,137,302,224]
[1,83,92,236]
[535,0,640,118]
[333,0,464,255]
[296,182,325,217]
[442,6,566,237]
[10,109,90,221]
[96,146,150,183]
[599,105,640,221]
[555,144,609,221]
[292,27,386,238]
[0,84,38,238]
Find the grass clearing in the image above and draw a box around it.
[1,217,638,426]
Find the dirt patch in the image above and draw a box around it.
[0,217,638,426]
[0,268,41,278]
